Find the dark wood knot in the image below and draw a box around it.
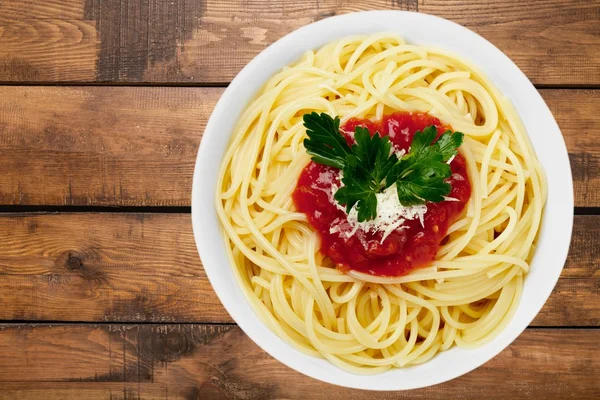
[148,329,194,363]
[66,254,83,270]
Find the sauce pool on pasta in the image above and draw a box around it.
[293,112,471,277]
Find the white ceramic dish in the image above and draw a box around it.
[192,11,573,390]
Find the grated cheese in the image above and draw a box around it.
[389,147,406,159]
[329,170,427,243]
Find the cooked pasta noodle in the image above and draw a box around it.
[216,33,546,373]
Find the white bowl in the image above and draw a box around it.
[192,11,573,390]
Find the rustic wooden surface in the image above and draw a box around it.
[0,0,599,399]
[0,325,598,399]
[0,0,598,84]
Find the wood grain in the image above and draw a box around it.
[542,90,600,207]
[1,87,599,207]
[0,213,597,325]
[0,86,219,206]
[0,213,227,323]
[0,324,597,399]
[0,0,598,85]
[0,1,96,82]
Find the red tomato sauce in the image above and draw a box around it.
[292,112,471,277]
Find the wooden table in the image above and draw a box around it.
[0,1,598,398]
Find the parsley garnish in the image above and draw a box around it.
[302,112,464,222]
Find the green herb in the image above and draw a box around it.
[302,112,464,222]
[303,112,350,170]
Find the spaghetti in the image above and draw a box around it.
[216,33,546,373]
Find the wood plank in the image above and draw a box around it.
[541,89,600,207]
[0,324,597,399]
[0,213,227,323]
[1,87,599,207]
[0,213,597,325]
[0,0,96,82]
[0,86,219,207]
[0,0,598,85]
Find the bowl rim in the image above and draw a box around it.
[191,10,574,390]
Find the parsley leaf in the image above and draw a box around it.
[334,127,399,221]
[302,113,464,221]
[386,126,463,206]
[303,112,351,169]
[335,175,378,222]
[434,129,464,162]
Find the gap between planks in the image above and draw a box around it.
[0,321,597,329]
[0,83,599,89]
[0,206,597,215]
